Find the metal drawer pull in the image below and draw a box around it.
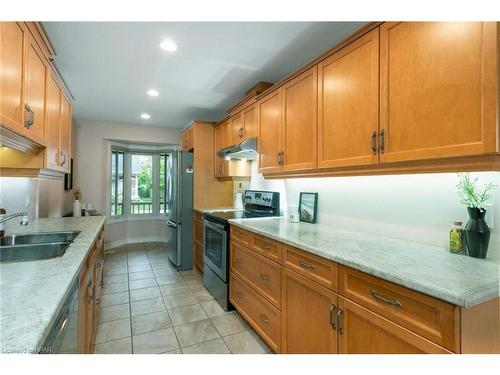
[88,281,95,304]
[329,303,336,330]
[259,273,270,282]
[259,314,270,325]
[96,297,101,305]
[370,290,402,308]
[236,258,243,264]
[24,103,34,128]
[378,129,385,154]
[235,291,243,299]
[337,306,344,335]
[298,260,315,270]
[370,131,377,154]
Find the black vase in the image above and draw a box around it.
[464,207,491,259]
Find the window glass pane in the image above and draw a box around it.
[159,154,167,214]
[130,154,153,215]
[111,151,124,216]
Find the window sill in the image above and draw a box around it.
[106,215,167,225]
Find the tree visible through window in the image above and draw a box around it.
[110,149,171,217]
[131,154,153,214]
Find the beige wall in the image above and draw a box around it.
[72,119,181,248]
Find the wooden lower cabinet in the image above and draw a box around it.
[230,273,281,353]
[77,228,105,353]
[193,214,204,272]
[337,296,451,354]
[281,268,338,353]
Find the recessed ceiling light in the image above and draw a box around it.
[140,113,151,120]
[147,89,159,97]
[160,39,178,52]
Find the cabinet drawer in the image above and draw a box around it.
[230,272,281,352]
[283,245,338,291]
[194,219,204,245]
[339,266,459,352]
[252,234,281,263]
[230,226,252,248]
[231,241,281,308]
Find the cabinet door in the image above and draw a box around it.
[318,28,379,168]
[282,67,318,172]
[77,267,88,353]
[59,95,72,172]
[86,255,96,353]
[337,296,451,354]
[221,120,232,148]
[24,34,46,145]
[230,112,243,145]
[380,22,497,163]
[258,90,282,173]
[242,104,257,140]
[281,268,338,353]
[45,72,61,169]
[214,124,224,177]
[0,22,26,134]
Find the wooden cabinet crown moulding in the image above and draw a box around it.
[0,21,73,178]
[254,21,500,179]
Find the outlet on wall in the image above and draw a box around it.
[483,203,494,229]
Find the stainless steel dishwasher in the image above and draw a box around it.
[40,279,78,354]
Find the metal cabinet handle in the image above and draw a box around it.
[378,129,385,154]
[337,306,343,335]
[298,260,315,270]
[96,297,101,305]
[276,152,281,165]
[259,314,270,325]
[259,273,270,282]
[239,128,244,138]
[235,291,243,299]
[60,151,66,167]
[370,131,377,155]
[370,290,402,308]
[329,303,336,330]
[279,151,284,165]
[235,257,243,265]
[88,281,95,304]
[24,103,34,128]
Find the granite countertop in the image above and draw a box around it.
[228,217,500,308]
[194,206,242,213]
[0,216,106,353]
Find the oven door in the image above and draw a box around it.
[203,218,228,282]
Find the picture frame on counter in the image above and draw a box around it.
[299,192,318,224]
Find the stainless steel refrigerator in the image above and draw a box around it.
[165,150,194,270]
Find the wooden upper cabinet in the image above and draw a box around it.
[281,67,318,172]
[24,34,47,145]
[230,112,243,145]
[0,22,26,135]
[242,104,257,140]
[338,296,451,354]
[45,73,61,169]
[59,95,72,172]
[258,90,282,173]
[379,22,498,163]
[318,28,379,169]
[281,268,338,354]
[214,121,229,177]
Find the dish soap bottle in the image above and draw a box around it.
[449,221,465,255]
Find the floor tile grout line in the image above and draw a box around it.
[126,247,135,354]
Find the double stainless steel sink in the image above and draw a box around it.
[0,231,81,263]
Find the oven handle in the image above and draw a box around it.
[203,219,225,232]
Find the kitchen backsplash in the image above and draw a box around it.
[249,161,500,260]
[0,177,73,228]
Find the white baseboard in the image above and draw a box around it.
[104,236,168,251]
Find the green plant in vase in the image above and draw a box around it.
[456,173,497,258]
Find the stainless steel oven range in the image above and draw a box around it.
[202,190,280,311]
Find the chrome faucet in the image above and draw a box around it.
[0,212,29,227]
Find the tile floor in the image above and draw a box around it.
[94,242,272,354]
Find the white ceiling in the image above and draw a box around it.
[44,22,365,128]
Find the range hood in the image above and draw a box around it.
[217,137,257,160]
